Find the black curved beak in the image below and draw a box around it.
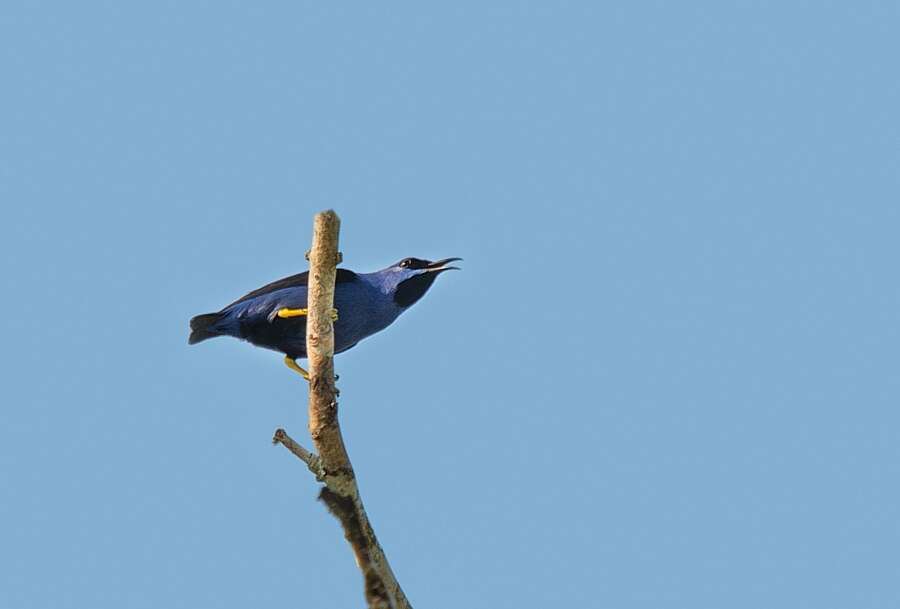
[426,257,462,272]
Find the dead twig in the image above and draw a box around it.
[274,210,410,609]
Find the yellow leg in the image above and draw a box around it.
[283,355,309,380]
[283,355,341,387]
[276,308,307,319]
[276,307,339,321]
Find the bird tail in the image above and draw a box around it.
[189,312,224,344]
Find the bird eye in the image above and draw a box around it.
[400,258,412,268]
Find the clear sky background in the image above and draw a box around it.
[1,3,898,608]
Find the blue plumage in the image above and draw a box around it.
[189,257,460,361]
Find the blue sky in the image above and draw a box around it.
[1,2,898,608]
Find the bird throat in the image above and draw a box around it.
[393,272,439,308]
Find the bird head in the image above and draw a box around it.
[375,257,462,309]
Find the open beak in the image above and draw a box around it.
[426,257,462,272]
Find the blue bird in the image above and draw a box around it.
[189,257,461,378]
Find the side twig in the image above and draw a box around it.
[272,428,323,481]
[272,210,411,609]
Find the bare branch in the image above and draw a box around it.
[305,210,350,489]
[272,428,324,481]
[320,488,393,609]
[274,210,411,609]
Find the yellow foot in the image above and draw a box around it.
[283,355,341,391]
[283,355,309,380]
[276,307,338,321]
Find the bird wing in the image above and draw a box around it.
[224,268,359,309]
